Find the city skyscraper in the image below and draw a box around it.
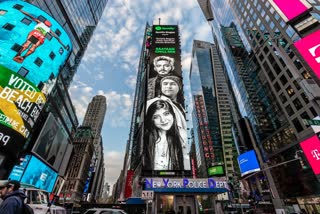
[82,95,107,202]
[198,0,320,212]
[190,40,239,203]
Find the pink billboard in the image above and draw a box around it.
[272,0,310,21]
[300,135,320,175]
[294,29,320,80]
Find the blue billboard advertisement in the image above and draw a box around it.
[9,155,58,192]
[0,1,72,90]
[8,154,31,181]
[237,150,261,177]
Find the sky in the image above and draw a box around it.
[69,0,214,190]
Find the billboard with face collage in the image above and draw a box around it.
[143,25,190,172]
[0,1,72,156]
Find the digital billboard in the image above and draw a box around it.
[143,25,190,171]
[32,113,69,172]
[0,1,72,91]
[208,165,224,177]
[0,65,45,156]
[8,154,31,181]
[237,150,261,177]
[269,0,311,22]
[300,135,320,175]
[20,155,58,192]
[294,29,320,80]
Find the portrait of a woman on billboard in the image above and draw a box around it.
[143,99,184,170]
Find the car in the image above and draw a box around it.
[84,208,128,214]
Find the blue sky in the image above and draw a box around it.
[69,0,214,188]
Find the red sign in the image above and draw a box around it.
[294,29,320,80]
[124,170,134,199]
[272,0,310,21]
[300,135,320,175]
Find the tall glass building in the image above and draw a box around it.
[198,0,320,212]
[190,40,238,180]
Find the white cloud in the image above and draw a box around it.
[125,75,137,89]
[104,151,124,191]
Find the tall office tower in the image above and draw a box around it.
[199,0,320,212]
[82,95,107,202]
[190,40,238,181]
[62,126,94,204]
[124,24,230,213]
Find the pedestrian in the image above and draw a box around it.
[0,180,27,214]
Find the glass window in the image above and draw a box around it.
[286,86,295,97]
[280,75,288,85]
[274,82,281,91]
[21,17,32,25]
[286,105,294,116]
[18,67,29,77]
[279,93,287,103]
[293,80,301,90]
[302,71,312,79]
[34,57,43,67]
[301,93,309,104]
[293,98,303,110]
[2,23,15,30]
[309,107,318,117]
[292,118,303,132]
[300,112,310,120]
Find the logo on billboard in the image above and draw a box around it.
[300,135,320,175]
[311,149,320,160]
[294,29,320,80]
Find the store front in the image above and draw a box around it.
[143,177,229,214]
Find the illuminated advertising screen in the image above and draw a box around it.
[8,154,31,181]
[0,1,72,91]
[294,29,320,80]
[0,65,46,155]
[124,170,134,198]
[208,165,224,177]
[237,150,261,177]
[143,25,190,171]
[32,113,68,172]
[20,155,58,192]
[9,155,58,192]
[300,135,320,175]
[270,0,311,22]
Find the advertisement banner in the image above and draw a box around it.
[237,150,261,177]
[294,29,320,80]
[8,154,31,181]
[269,0,311,22]
[32,113,68,172]
[124,170,134,198]
[300,135,320,175]
[0,65,45,154]
[144,177,229,191]
[144,25,190,172]
[0,1,72,93]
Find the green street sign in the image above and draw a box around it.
[302,119,320,126]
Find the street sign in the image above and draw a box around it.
[141,190,154,200]
[302,119,320,126]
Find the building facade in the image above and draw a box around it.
[198,0,320,213]
[82,95,107,202]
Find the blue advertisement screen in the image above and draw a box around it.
[8,155,31,181]
[237,150,261,177]
[19,155,58,192]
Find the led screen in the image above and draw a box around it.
[8,154,31,181]
[208,165,224,177]
[300,135,320,175]
[0,65,45,155]
[237,150,261,177]
[271,0,310,22]
[0,1,72,91]
[143,25,190,171]
[20,155,58,192]
[294,29,320,80]
[32,113,68,172]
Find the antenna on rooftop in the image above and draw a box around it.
[158,18,161,25]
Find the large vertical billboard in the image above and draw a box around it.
[300,135,320,175]
[32,113,69,172]
[294,29,320,80]
[0,1,72,157]
[143,25,190,172]
[269,0,311,22]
